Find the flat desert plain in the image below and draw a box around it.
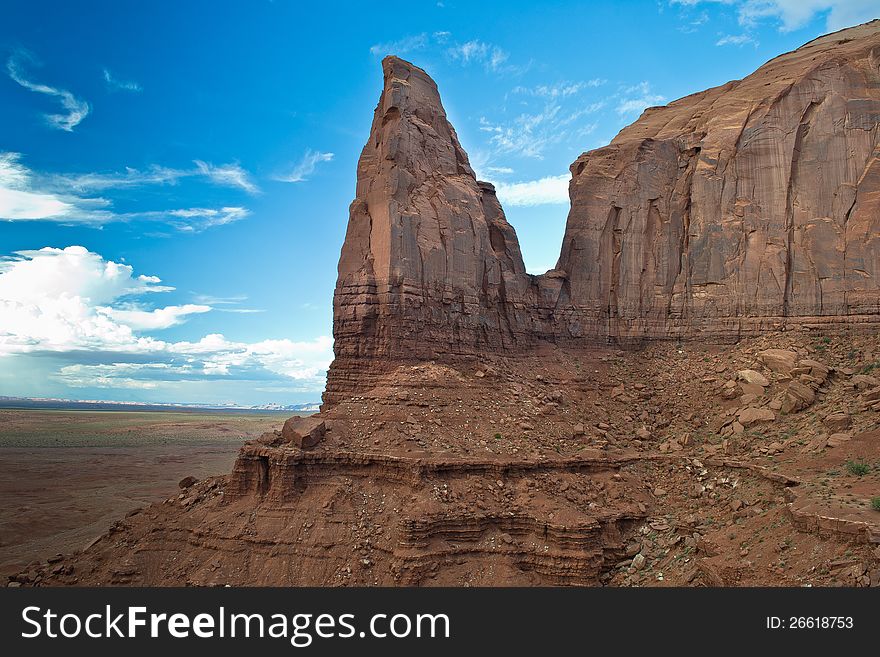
[0,408,286,576]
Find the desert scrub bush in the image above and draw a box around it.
[845,460,870,476]
[494,432,502,440]
[871,497,880,511]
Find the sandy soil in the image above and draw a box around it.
[0,409,285,576]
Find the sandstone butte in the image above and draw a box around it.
[23,21,880,588]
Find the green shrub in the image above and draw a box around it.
[846,460,870,476]
[494,432,502,440]
[871,497,880,512]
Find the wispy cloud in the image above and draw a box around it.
[193,160,259,194]
[369,33,431,56]
[478,99,602,160]
[0,152,252,230]
[716,33,759,46]
[102,68,142,92]
[447,39,510,72]
[275,149,334,183]
[369,32,525,76]
[511,79,606,98]
[6,52,90,131]
[670,0,878,33]
[164,207,250,232]
[55,159,259,194]
[490,174,570,207]
[0,152,76,220]
[616,81,666,115]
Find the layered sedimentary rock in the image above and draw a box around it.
[559,21,880,343]
[329,22,880,403]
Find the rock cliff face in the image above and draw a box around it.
[329,22,880,403]
[559,21,880,343]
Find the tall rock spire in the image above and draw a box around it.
[329,56,540,401]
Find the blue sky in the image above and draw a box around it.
[1,0,877,406]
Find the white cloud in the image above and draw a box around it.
[97,304,211,330]
[57,160,259,194]
[716,33,760,45]
[0,153,74,219]
[479,98,603,160]
[102,68,142,92]
[193,160,259,194]
[276,150,334,183]
[7,53,90,131]
[490,174,570,207]
[447,39,510,71]
[671,0,878,32]
[0,152,255,229]
[165,207,250,232]
[512,79,606,98]
[0,246,334,394]
[370,33,430,56]
[617,81,666,115]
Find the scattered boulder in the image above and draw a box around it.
[738,407,775,427]
[759,349,798,374]
[256,430,284,447]
[737,369,770,387]
[827,433,852,448]
[852,374,880,390]
[795,359,831,383]
[178,476,199,490]
[738,382,765,396]
[781,380,816,414]
[282,415,327,449]
[822,412,851,432]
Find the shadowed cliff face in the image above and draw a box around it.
[328,22,880,402]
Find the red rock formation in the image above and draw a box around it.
[330,22,880,405]
[559,21,880,343]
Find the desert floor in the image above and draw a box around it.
[0,409,284,576]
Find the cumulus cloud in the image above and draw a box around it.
[6,52,90,131]
[0,246,333,394]
[275,150,334,183]
[490,174,571,207]
[102,68,142,92]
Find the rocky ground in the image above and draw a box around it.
[10,329,879,587]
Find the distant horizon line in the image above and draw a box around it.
[0,395,321,411]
